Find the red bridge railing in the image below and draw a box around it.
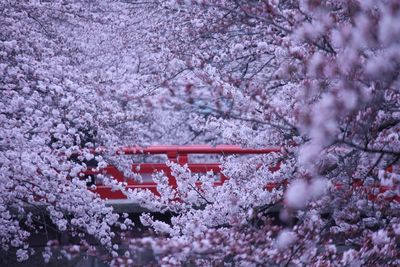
[82,145,280,199]
[81,145,399,203]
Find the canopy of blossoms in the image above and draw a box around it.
[1,0,399,266]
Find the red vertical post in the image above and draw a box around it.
[167,150,178,188]
[178,153,188,165]
[167,151,177,162]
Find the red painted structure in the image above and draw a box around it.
[83,145,281,199]
[81,145,399,203]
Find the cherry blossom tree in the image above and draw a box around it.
[0,0,149,262]
[1,0,400,266]
[115,0,400,265]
